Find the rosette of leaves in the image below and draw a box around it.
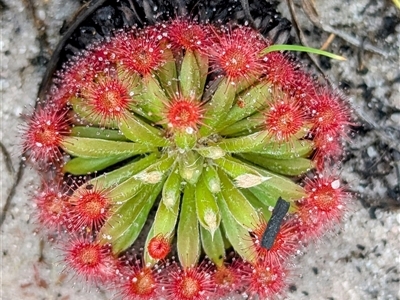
[23,17,351,299]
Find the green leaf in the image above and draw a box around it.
[246,187,296,215]
[240,188,272,219]
[107,177,145,203]
[117,67,142,95]
[70,97,118,128]
[203,164,221,193]
[231,75,259,95]
[193,50,209,98]
[88,153,159,188]
[174,129,198,150]
[217,169,260,230]
[119,112,169,147]
[179,50,203,100]
[99,183,163,254]
[199,78,236,137]
[155,47,178,96]
[63,153,135,175]
[178,150,204,185]
[70,126,129,141]
[216,82,272,131]
[136,74,169,121]
[219,224,232,249]
[177,184,200,268]
[238,153,315,176]
[216,131,270,153]
[133,154,176,184]
[214,155,305,200]
[252,139,315,159]
[105,156,175,203]
[247,185,282,209]
[162,163,182,209]
[216,193,256,264]
[144,185,180,266]
[60,136,155,158]
[219,112,264,136]
[213,155,264,179]
[200,226,225,267]
[196,146,226,160]
[195,172,221,235]
[155,191,181,235]
[250,164,306,201]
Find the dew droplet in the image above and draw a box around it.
[331,180,340,189]
[185,127,194,134]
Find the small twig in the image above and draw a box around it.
[0,0,48,228]
[0,142,15,174]
[0,161,25,228]
[301,0,391,58]
[22,0,51,57]
[0,141,18,225]
[240,0,256,26]
[357,38,369,74]
[355,109,400,151]
[395,163,400,196]
[321,26,389,58]
[320,33,336,51]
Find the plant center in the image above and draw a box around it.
[181,276,200,298]
[132,271,156,295]
[79,247,100,267]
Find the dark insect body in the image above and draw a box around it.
[261,197,290,250]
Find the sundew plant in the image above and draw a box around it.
[22,6,352,300]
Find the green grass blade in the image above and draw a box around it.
[260,44,346,61]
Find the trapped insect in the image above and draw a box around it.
[261,197,290,250]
